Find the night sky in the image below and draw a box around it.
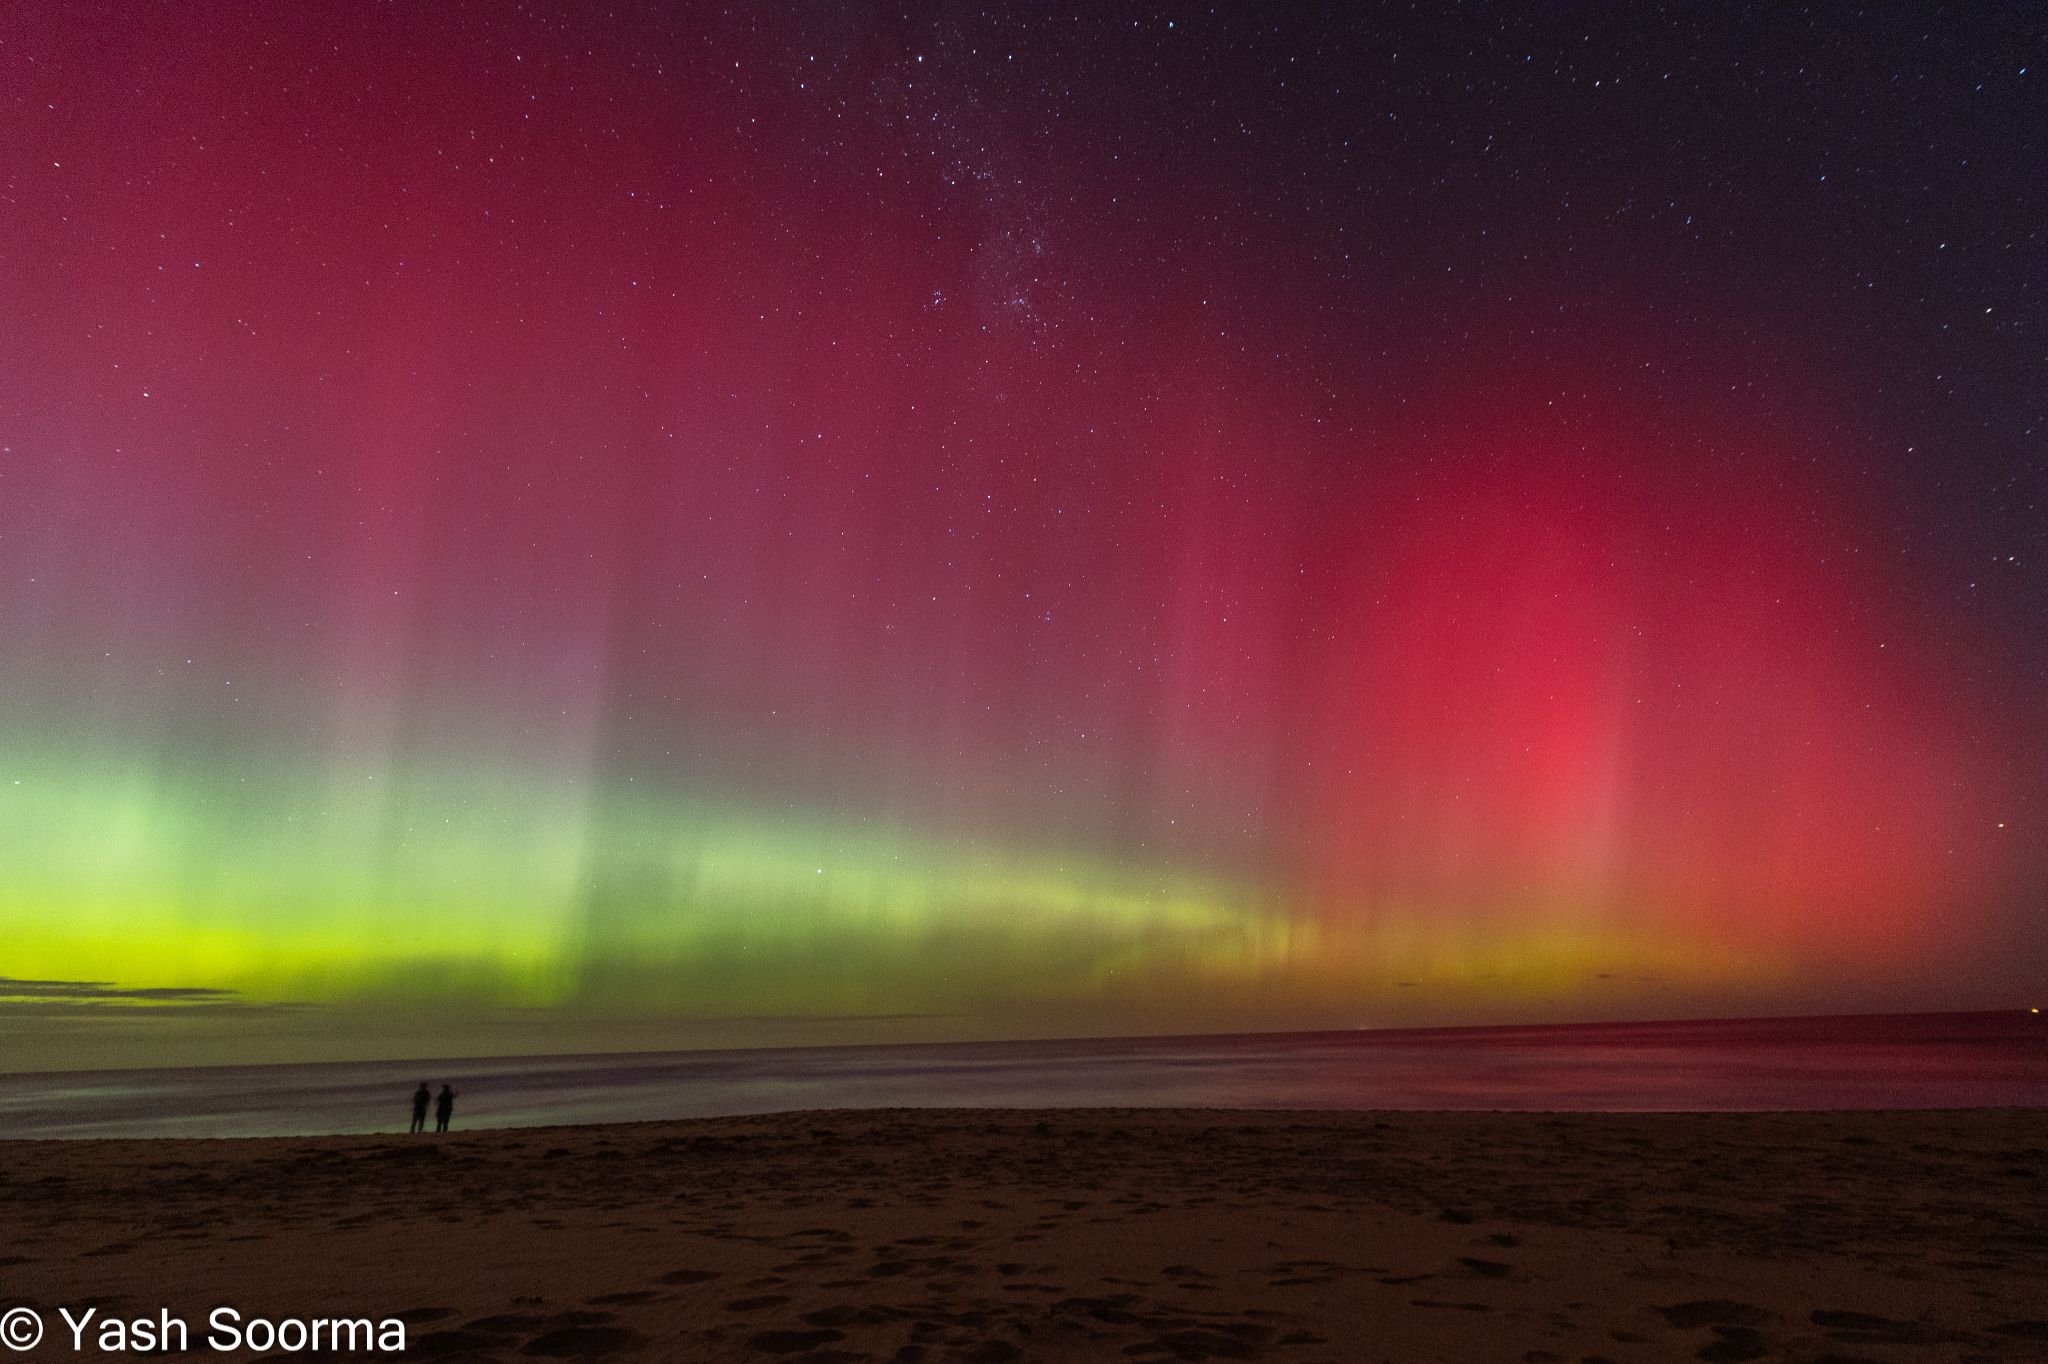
[3,3,2043,1066]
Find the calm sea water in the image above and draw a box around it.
[1,1011,2041,1139]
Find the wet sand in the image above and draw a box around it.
[2,1108,2044,1362]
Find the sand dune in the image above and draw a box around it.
[2,1108,2045,1362]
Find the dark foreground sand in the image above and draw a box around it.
[2,1109,2045,1363]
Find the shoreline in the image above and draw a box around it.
[4,1107,2044,1361]
[7,1010,2041,1140]
[4,1100,2047,1145]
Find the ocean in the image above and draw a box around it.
[1,1010,2041,1139]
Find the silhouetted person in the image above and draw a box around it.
[409,1082,430,1134]
[434,1084,456,1133]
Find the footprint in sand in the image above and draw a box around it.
[802,1305,896,1328]
[1656,1301,1770,1329]
[519,1325,640,1357]
[1696,1327,1771,1362]
[412,1327,521,1356]
[746,1328,846,1354]
[1126,1325,1266,1361]
[411,1312,555,1358]
[460,1314,548,1333]
[1810,1308,1956,1345]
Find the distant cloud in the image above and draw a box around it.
[722,1012,961,1024]
[493,1005,959,1024]
[0,977,308,1014]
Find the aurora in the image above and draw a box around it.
[2,2,2041,1068]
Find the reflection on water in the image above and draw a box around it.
[2,1011,2042,1139]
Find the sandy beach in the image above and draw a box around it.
[2,1108,2044,1362]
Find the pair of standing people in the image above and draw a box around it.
[410,1082,456,1133]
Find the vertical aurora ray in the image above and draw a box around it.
[1,2,2041,1064]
